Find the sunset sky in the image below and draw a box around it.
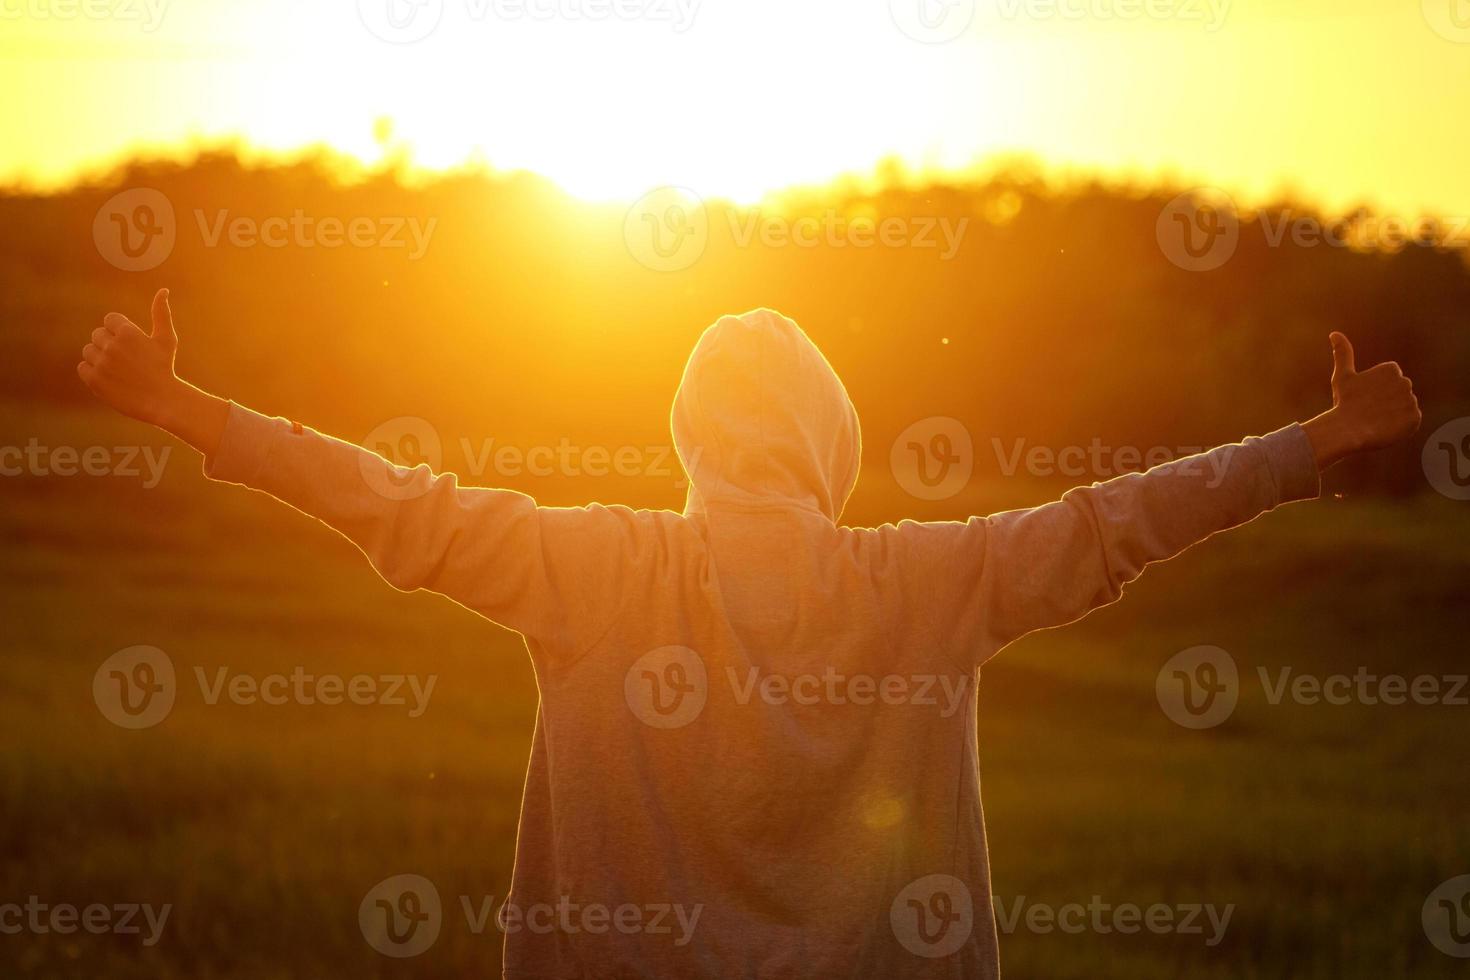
[3,0,1468,216]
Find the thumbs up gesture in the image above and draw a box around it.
[1305,331,1422,468]
[78,288,183,427]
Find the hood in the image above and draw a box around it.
[672,309,862,523]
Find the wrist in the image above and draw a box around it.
[152,379,231,458]
[148,377,196,431]
[1301,409,1360,471]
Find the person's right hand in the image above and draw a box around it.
[1302,331,1422,470]
[78,287,182,427]
[1325,331,1422,454]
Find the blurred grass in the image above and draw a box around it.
[2,402,1468,979]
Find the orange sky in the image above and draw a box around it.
[3,0,1469,217]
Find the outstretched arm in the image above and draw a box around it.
[922,332,1421,663]
[77,288,648,652]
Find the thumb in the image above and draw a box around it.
[150,287,177,350]
[1329,331,1356,381]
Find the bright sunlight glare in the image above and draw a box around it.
[2,0,1469,216]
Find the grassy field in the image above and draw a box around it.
[3,403,1468,979]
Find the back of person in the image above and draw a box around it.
[509,310,996,978]
[514,511,990,978]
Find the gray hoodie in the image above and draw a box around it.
[205,308,1320,978]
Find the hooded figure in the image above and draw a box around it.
[203,308,1320,978]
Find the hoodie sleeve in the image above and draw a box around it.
[203,403,648,653]
[908,424,1321,666]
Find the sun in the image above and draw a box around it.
[206,0,1000,203]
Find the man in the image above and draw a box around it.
[79,288,1420,978]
